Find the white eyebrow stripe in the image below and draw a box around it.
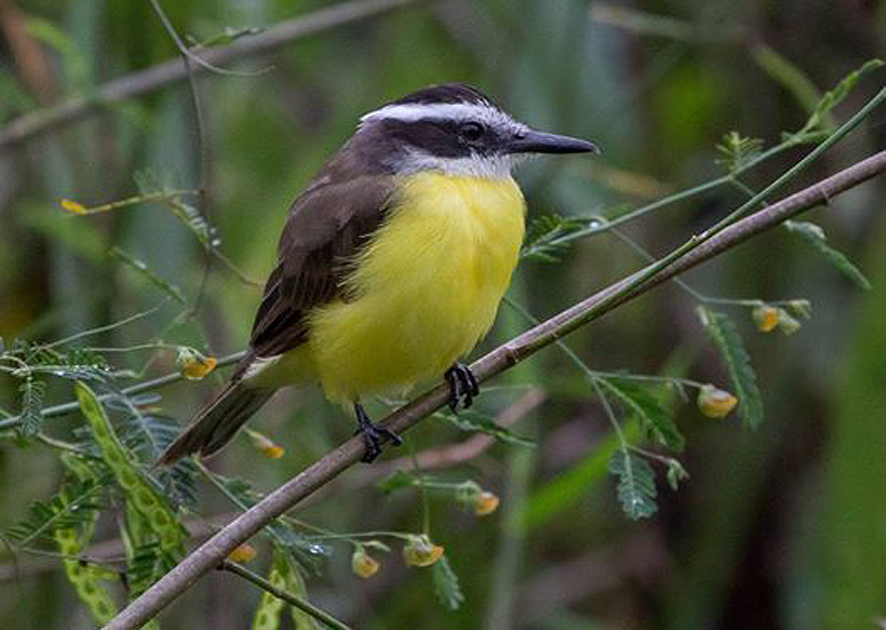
[360,102,517,128]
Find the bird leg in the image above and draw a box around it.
[444,362,480,412]
[354,403,403,463]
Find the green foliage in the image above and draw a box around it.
[785,220,871,289]
[211,472,330,571]
[597,378,684,451]
[520,213,589,262]
[437,409,535,447]
[432,555,465,611]
[17,377,46,438]
[110,247,187,303]
[715,132,764,174]
[792,59,884,138]
[696,306,764,429]
[5,475,106,547]
[608,450,658,520]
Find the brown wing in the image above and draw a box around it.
[247,174,395,359]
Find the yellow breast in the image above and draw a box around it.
[303,171,525,403]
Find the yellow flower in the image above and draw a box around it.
[473,490,500,516]
[176,347,217,380]
[246,429,285,459]
[60,198,87,214]
[455,481,500,516]
[351,548,380,578]
[403,535,444,567]
[228,543,257,563]
[752,304,780,332]
[697,384,738,419]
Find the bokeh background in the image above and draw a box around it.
[1,0,885,628]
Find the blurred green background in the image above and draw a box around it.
[1,0,885,628]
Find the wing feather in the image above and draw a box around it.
[247,174,395,359]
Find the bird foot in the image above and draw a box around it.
[354,403,402,463]
[445,362,480,413]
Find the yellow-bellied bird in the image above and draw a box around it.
[158,83,597,465]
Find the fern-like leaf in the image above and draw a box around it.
[432,555,465,610]
[608,450,657,520]
[697,306,764,428]
[438,409,535,447]
[795,58,884,137]
[5,476,107,547]
[715,131,764,174]
[521,213,587,262]
[598,378,684,451]
[17,377,46,437]
[785,221,871,290]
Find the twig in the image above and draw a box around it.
[104,148,886,629]
[219,560,352,630]
[0,0,428,152]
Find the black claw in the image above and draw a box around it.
[354,403,402,463]
[445,362,480,413]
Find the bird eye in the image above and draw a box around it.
[459,121,485,142]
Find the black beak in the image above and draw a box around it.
[507,129,599,155]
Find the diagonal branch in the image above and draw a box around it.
[0,0,427,152]
[105,150,886,629]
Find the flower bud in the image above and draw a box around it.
[752,304,780,332]
[246,429,285,459]
[777,310,802,335]
[351,547,380,578]
[697,384,738,419]
[227,543,257,563]
[177,347,217,380]
[474,491,500,516]
[61,198,87,214]
[403,535,444,567]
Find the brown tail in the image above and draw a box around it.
[156,381,275,465]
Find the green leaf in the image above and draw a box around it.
[796,59,884,136]
[438,409,535,447]
[110,247,187,303]
[377,469,420,493]
[432,555,465,611]
[5,476,106,546]
[520,213,588,262]
[785,221,871,290]
[17,377,46,438]
[598,378,684,451]
[608,450,657,520]
[715,131,763,174]
[697,306,764,429]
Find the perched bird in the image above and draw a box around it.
[158,83,597,465]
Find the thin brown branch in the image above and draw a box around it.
[105,150,886,629]
[0,0,428,152]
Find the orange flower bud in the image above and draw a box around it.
[177,348,217,380]
[752,304,780,332]
[697,384,738,419]
[403,535,444,567]
[61,199,87,214]
[474,491,500,516]
[351,548,380,578]
[246,429,285,459]
[227,543,257,563]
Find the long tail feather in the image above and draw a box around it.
[157,381,274,465]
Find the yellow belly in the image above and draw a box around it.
[275,172,525,403]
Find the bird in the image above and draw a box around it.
[157,82,597,466]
